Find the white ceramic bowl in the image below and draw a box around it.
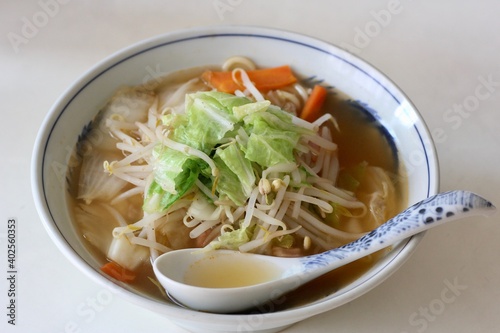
[32,26,439,333]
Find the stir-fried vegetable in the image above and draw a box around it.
[143,91,317,214]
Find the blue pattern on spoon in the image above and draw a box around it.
[298,190,493,271]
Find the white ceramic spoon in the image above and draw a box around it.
[153,190,495,313]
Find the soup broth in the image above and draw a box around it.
[68,63,407,312]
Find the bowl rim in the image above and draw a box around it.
[31,25,440,328]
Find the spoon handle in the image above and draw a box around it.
[300,190,495,273]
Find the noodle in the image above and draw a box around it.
[222,56,257,71]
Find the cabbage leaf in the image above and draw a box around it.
[244,113,301,167]
[144,151,202,213]
[215,142,255,200]
[145,91,316,212]
[206,224,254,251]
[172,92,250,153]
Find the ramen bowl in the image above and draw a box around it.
[32,26,439,333]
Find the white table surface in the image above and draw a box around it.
[2,1,500,332]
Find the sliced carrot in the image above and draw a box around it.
[101,261,136,283]
[201,65,298,93]
[300,85,328,122]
